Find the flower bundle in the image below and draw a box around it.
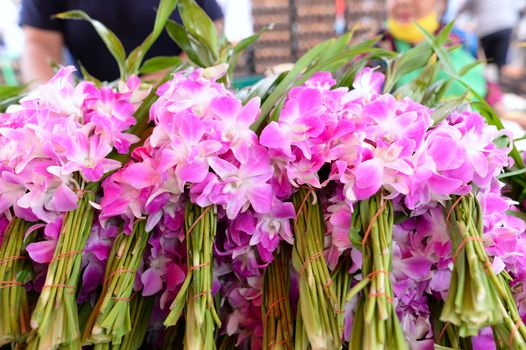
[0,66,145,349]
[1,55,526,350]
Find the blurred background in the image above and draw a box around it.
[1,0,526,113]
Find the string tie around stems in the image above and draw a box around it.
[189,262,210,271]
[299,251,323,276]
[510,320,523,347]
[446,196,463,223]
[193,290,211,300]
[437,321,451,342]
[361,200,387,246]
[323,279,333,289]
[76,188,93,199]
[367,270,390,280]
[293,187,316,231]
[0,255,27,265]
[270,339,292,350]
[112,291,137,302]
[50,250,82,263]
[103,268,135,286]
[185,206,211,239]
[0,280,24,289]
[264,296,287,322]
[42,284,76,295]
[367,292,394,303]
[452,236,484,263]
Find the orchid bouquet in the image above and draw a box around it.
[2,2,526,349]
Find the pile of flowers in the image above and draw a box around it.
[0,63,525,350]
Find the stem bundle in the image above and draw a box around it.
[84,220,149,345]
[262,244,293,350]
[349,193,407,350]
[292,188,340,350]
[164,203,220,349]
[0,217,31,346]
[27,186,95,350]
[442,194,526,348]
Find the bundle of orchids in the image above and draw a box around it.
[1,61,526,350]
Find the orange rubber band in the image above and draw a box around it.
[0,280,24,289]
[270,339,290,349]
[50,250,82,263]
[367,292,393,303]
[42,284,76,290]
[104,268,135,285]
[367,270,390,279]
[186,206,211,239]
[438,322,451,342]
[0,256,27,265]
[264,296,287,322]
[323,279,333,289]
[361,200,387,246]
[189,262,210,271]
[113,292,136,302]
[76,189,93,199]
[452,236,484,262]
[446,196,463,224]
[193,290,210,300]
[293,188,316,230]
[299,252,323,276]
[509,320,523,347]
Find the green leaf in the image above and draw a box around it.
[165,19,214,67]
[226,30,264,80]
[127,0,179,74]
[253,36,386,133]
[497,168,526,180]
[164,272,192,326]
[252,38,333,131]
[0,85,26,100]
[431,94,466,125]
[178,0,218,59]
[54,10,127,80]
[139,56,183,74]
[79,64,102,86]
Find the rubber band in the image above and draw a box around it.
[367,270,390,280]
[367,292,393,303]
[361,200,387,246]
[437,322,451,342]
[299,251,323,276]
[50,250,82,263]
[0,256,27,265]
[42,284,76,290]
[185,206,211,239]
[446,196,463,224]
[264,296,287,322]
[323,279,333,289]
[0,280,24,289]
[270,339,290,349]
[113,292,136,302]
[452,236,484,262]
[509,319,523,347]
[104,268,135,285]
[189,262,210,271]
[193,290,210,300]
[293,188,316,230]
[76,189,93,199]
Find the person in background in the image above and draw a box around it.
[458,0,522,73]
[380,0,487,98]
[19,0,223,85]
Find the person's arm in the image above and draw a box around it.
[19,0,66,85]
[20,27,64,85]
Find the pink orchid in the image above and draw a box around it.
[208,146,273,219]
[250,200,295,253]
